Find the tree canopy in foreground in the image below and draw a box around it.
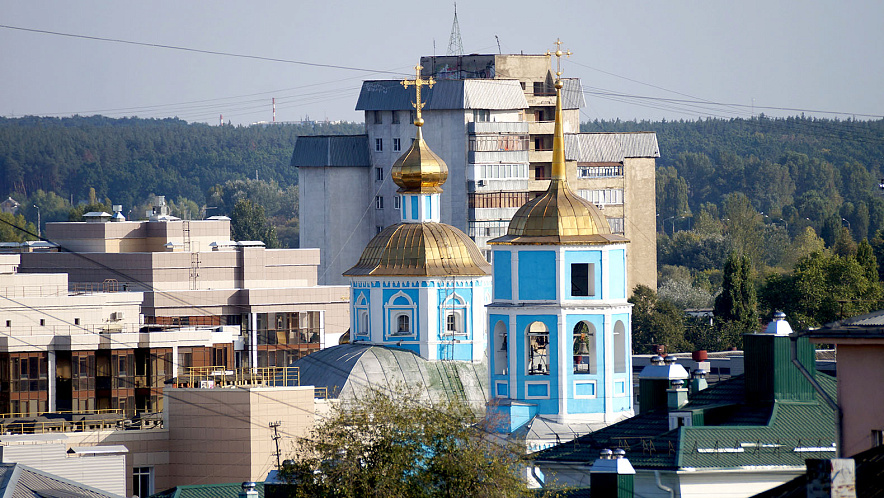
[280,387,549,498]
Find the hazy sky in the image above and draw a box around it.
[2,1,882,125]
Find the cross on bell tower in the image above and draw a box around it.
[546,38,572,83]
[401,65,435,126]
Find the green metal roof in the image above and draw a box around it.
[532,373,838,471]
[151,482,265,498]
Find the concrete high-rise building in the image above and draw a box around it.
[294,53,658,293]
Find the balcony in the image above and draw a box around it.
[528,121,555,136]
[528,150,553,163]
[468,121,528,134]
[468,150,529,164]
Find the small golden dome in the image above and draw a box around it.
[492,179,627,245]
[391,127,449,193]
[344,222,490,277]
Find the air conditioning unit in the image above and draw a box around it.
[110,311,125,321]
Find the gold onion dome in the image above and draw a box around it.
[491,41,627,246]
[391,127,448,193]
[344,223,491,277]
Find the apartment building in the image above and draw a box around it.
[295,54,658,293]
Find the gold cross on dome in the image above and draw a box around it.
[546,38,572,80]
[401,65,435,126]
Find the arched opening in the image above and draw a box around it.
[397,314,410,334]
[614,320,627,373]
[527,321,549,375]
[573,321,597,374]
[494,320,507,375]
[441,293,467,337]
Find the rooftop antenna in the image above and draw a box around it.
[446,3,464,56]
[272,98,276,123]
[495,35,501,54]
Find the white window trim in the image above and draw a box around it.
[494,380,509,398]
[439,293,468,337]
[524,380,550,400]
[384,291,417,340]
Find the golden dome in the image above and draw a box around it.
[492,179,627,245]
[491,42,628,246]
[344,222,491,277]
[391,127,449,193]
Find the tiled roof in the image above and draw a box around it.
[290,135,369,168]
[532,373,837,471]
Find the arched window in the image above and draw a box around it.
[527,321,549,376]
[397,314,410,334]
[440,293,468,337]
[614,320,627,373]
[354,293,369,340]
[573,321,597,374]
[359,311,369,335]
[493,320,508,375]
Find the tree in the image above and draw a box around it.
[281,386,540,498]
[629,285,691,353]
[230,199,279,248]
[0,212,37,242]
[713,252,759,349]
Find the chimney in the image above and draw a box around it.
[691,369,708,395]
[238,482,259,498]
[590,448,635,497]
[744,312,816,403]
[639,355,689,413]
[805,458,856,498]
[667,379,689,410]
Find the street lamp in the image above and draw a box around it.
[33,205,40,238]
[842,218,851,231]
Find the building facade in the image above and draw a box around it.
[294,53,658,293]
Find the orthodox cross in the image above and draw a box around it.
[546,38,572,81]
[401,65,435,126]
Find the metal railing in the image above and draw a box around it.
[0,410,164,435]
[178,365,300,389]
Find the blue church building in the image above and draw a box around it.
[488,49,634,436]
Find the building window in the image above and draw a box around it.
[468,136,528,152]
[393,138,401,152]
[608,217,625,234]
[873,430,884,447]
[375,138,383,152]
[614,320,627,373]
[39,319,45,326]
[376,196,384,209]
[573,321,597,374]
[577,164,624,178]
[493,321,508,376]
[133,467,154,498]
[409,110,415,124]
[359,311,369,335]
[385,292,416,339]
[373,111,382,124]
[376,167,383,181]
[392,111,400,124]
[571,263,596,297]
[440,293,467,337]
[5,320,9,327]
[527,321,549,375]
[397,314,410,334]
[393,195,401,210]
[446,314,456,332]
[74,318,80,325]
[377,226,383,234]
[534,166,547,180]
[473,109,490,122]
[578,188,624,206]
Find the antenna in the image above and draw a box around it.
[272,98,276,123]
[219,114,223,126]
[446,3,464,56]
[495,35,501,54]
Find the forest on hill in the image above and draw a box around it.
[583,116,884,352]
[0,115,361,246]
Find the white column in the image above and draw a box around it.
[47,350,56,412]
[250,313,258,369]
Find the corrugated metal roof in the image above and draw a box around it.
[566,133,660,162]
[462,80,527,109]
[560,78,585,110]
[290,135,369,168]
[1,463,124,498]
[150,482,265,498]
[356,79,526,111]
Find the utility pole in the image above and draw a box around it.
[269,421,282,468]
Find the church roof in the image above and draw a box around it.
[291,344,489,412]
[391,127,448,194]
[290,135,370,167]
[344,222,490,277]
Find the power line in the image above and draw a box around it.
[0,24,408,77]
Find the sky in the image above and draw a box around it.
[1,0,883,126]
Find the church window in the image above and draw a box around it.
[614,320,627,373]
[446,314,456,332]
[393,138,401,152]
[440,294,468,337]
[494,320,508,376]
[359,312,368,335]
[376,196,384,209]
[527,321,549,375]
[375,138,383,152]
[397,314,410,334]
[392,111,400,124]
[571,263,596,297]
[573,321,597,374]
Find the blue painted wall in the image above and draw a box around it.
[493,251,512,300]
[563,250,603,300]
[437,343,473,361]
[609,249,626,299]
[514,314,559,415]
[382,288,420,341]
[518,251,556,301]
[564,313,607,415]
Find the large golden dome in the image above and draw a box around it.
[391,127,448,193]
[344,222,491,277]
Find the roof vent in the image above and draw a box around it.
[651,355,665,366]
[613,448,626,459]
[692,369,707,379]
[670,379,685,389]
[599,448,613,460]
[763,311,793,336]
